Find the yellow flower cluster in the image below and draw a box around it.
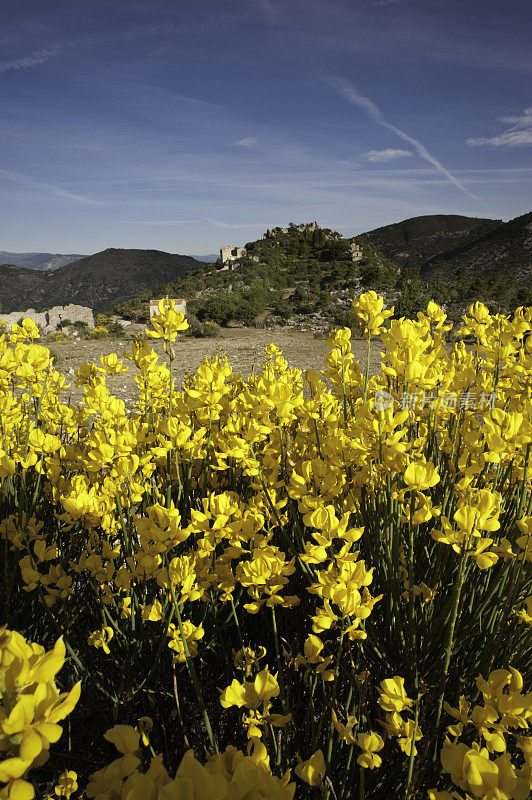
[86,723,294,800]
[0,631,80,800]
[220,668,291,739]
[429,669,531,800]
[0,293,530,798]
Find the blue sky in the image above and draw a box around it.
[1,0,531,254]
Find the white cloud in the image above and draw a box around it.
[467,107,532,147]
[235,137,259,147]
[362,147,412,162]
[322,74,479,200]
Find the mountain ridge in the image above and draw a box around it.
[0,251,87,271]
[0,248,203,312]
[1,213,530,318]
[357,214,501,267]
[420,211,532,305]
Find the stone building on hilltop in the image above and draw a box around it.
[350,242,363,262]
[219,246,259,270]
[220,246,247,264]
[262,221,319,239]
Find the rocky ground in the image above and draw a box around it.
[46,325,382,406]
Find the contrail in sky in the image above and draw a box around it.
[0,169,100,204]
[323,74,479,200]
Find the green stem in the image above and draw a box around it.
[326,629,345,768]
[431,547,467,761]
[271,605,288,715]
[404,692,421,800]
[363,335,371,403]
[167,569,218,753]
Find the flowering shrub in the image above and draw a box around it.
[86,722,295,800]
[0,631,80,800]
[88,325,108,339]
[0,295,530,799]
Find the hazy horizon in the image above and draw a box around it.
[0,209,526,260]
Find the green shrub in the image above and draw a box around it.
[197,294,238,326]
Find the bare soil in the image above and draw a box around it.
[47,326,382,405]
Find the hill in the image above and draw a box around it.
[358,214,500,267]
[421,211,532,306]
[0,264,49,312]
[116,214,531,327]
[0,251,86,270]
[117,222,399,328]
[0,248,203,312]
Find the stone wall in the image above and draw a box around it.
[220,246,247,263]
[350,242,363,262]
[0,304,95,333]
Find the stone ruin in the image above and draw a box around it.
[0,304,95,334]
[219,246,248,270]
[262,221,318,239]
[218,246,259,271]
[350,241,363,262]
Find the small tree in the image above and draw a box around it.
[395,278,429,319]
[197,294,237,326]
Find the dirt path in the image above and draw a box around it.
[47,327,382,405]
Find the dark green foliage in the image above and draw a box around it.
[359,245,398,290]
[332,307,365,336]
[421,212,532,308]
[395,277,430,319]
[196,294,238,326]
[186,317,221,338]
[359,214,500,268]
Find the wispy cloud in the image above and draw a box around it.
[0,169,100,204]
[366,0,403,6]
[0,15,240,73]
[115,218,263,228]
[467,107,532,147]
[235,137,259,147]
[322,74,479,200]
[362,147,412,162]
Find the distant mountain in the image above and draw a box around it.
[421,211,532,303]
[190,254,218,263]
[358,215,500,268]
[0,248,203,312]
[0,251,86,271]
